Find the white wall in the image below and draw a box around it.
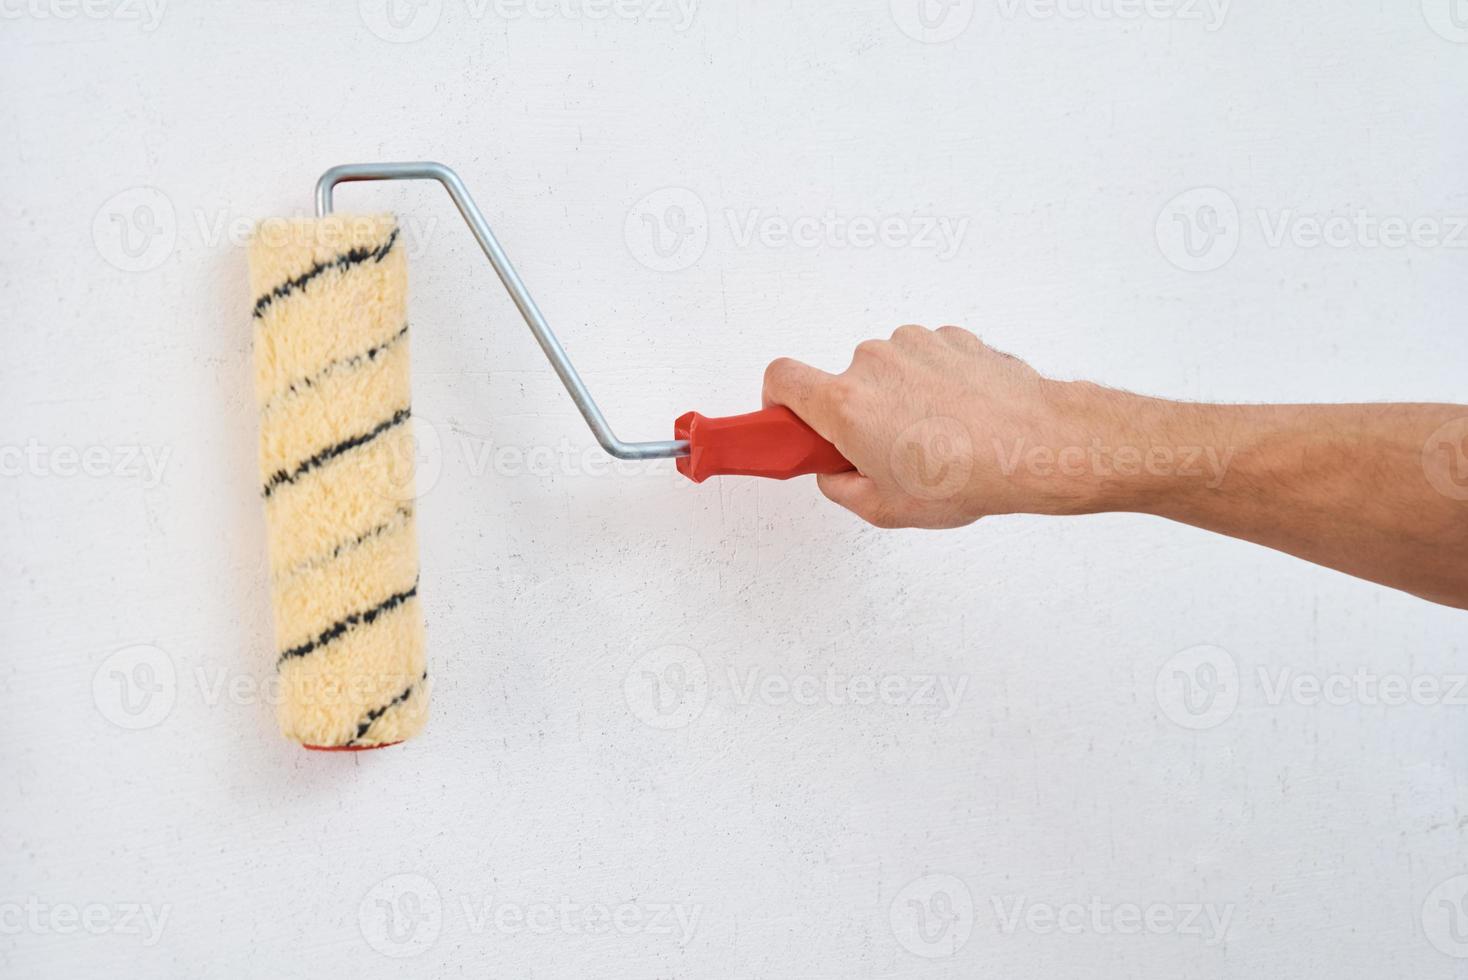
[3,2,1466,977]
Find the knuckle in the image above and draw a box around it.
[891,324,930,344]
[763,357,794,385]
[762,358,803,396]
[936,324,973,343]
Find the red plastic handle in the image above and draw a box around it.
[675,406,853,482]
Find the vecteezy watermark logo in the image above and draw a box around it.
[0,899,171,946]
[890,0,975,43]
[360,873,443,958]
[994,0,1229,31]
[1154,644,1239,730]
[1157,192,1468,272]
[1256,209,1468,250]
[991,896,1233,945]
[994,438,1234,489]
[453,433,677,480]
[92,187,176,273]
[1255,667,1468,708]
[1422,0,1468,42]
[494,0,698,28]
[1421,417,1468,502]
[725,209,968,261]
[361,0,696,38]
[359,0,443,42]
[626,192,970,270]
[1155,186,1240,273]
[1422,874,1468,958]
[0,0,167,31]
[92,644,177,730]
[460,897,701,942]
[889,416,974,502]
[358,888,702,945]
[726,668,969,717]
[0,440,171,488]
[624,645,708,729]
[890,874,974,958]
[376,415,444,502]
[625,187,709,272]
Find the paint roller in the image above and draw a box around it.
[249,162,851,751]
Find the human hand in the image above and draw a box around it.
[762,325,1139,528]
[764,325,1468,608]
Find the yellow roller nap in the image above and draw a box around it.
[249,214,429,750]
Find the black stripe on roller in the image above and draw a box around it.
[252,227,399,319]
[261,406,410,499]
[276,579,418,666]
[262,323,410,414]
[345,670,428,746]
[279,504,414,581]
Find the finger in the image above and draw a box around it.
[762,357,838,425]
[935,324,977,348]
[890,323,931,346]
[848,338,892,371]
[816,471,900,528]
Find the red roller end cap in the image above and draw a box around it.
[303,741,403,752]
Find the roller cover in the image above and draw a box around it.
[248,214,429,750]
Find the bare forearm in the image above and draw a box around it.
[1119,400,1468,608]
[761,325,1468,610]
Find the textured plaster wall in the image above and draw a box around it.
[3,2,1466,977]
